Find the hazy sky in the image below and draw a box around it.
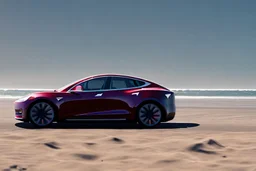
[0,0,256,89]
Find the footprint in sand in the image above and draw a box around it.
[44,142,60,149]
[3,165,27,171]
[157,159,177,164]
[111,137,124,143]
[85,142,96,146]
[73,154,98,160]
[189,143,217,154]
[207,139,225,148]
[188,139,225,155]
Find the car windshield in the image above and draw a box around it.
[57,78,85,92]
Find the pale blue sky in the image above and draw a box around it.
[0,0,255,89]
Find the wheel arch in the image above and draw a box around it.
[27,98,59,121]
[136,99,167,121]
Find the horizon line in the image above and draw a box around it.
[1,88,256,91]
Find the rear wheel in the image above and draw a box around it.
[137,103,162,128]
[29,102,55,127]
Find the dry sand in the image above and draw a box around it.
[0,99,255,171]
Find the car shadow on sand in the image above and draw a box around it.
[15,121,200,129]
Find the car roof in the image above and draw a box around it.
[58,73,161,92]
[85,74,150,82]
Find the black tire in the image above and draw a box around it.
[137,103,162,128]
[29,102,55,128]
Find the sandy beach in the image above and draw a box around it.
[0,99,255,171]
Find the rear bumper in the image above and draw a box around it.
[165,112,175,121]
[163,92,176,121]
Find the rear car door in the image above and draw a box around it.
[101,77,143,119]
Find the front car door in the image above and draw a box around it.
[58,77,110,119]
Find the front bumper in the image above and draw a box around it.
[14,101,29,121]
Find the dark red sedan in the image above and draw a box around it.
[14,74,176,128]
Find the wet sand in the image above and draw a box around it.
[0,99,255,171]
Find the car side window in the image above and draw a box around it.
[83,77,107,90]
[127,79,145,87]
[72,77,107,91]
[110,77,146,89]
[111,77,127,89]
[135,80,145,86]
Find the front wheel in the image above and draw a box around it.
[137,103,162,128]
[29,102,55,127]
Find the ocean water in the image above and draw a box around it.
[0,88,256,99]
[173,89,256,99]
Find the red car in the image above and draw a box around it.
[14,74,176,128]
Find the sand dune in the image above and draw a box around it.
[0,99,255,171]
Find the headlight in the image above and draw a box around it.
[15,95,34,102]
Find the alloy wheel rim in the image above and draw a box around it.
[30,102,54,126]
[139,104,162,127]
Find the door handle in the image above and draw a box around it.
[132,92,140,96]
[95,93,103,97]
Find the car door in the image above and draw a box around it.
[99,77,140,119]
[58,77,109,119]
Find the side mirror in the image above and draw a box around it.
[73,85,83,91]
[69,85,83,95]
